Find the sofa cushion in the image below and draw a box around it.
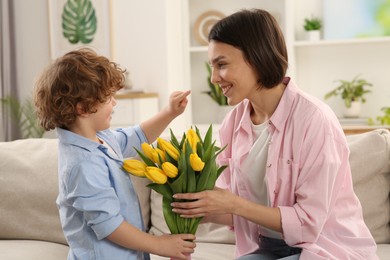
[347,129,390,244]
[0,240,69,260]
[0,138,67,245]
[130,175,152,229]
[148,190,235,244]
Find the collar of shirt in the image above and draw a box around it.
[233,78,299,135]
[56,128,123,162]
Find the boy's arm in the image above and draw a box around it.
[140,90,190,143]
[106,221,195,258]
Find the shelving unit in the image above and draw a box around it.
[179,0,390,126]
[111,92,159,128]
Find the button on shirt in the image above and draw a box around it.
[216,79,378,260]
[56,126,150,260]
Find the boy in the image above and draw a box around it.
[34,48,195,260]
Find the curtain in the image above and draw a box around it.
[0,0,20,141]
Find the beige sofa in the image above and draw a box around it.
[0,129,389,260]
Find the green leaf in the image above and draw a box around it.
[216,165,228,179]
[179,133,187,150]
[0,96,45,138]
[204,163,218,190]
[62,0,97,44]
[189,217,203,234]
[134,147,155,167]
[147,183,173,199]
[169,152,186,194]
[202,140,216,162]
[170,128,180,148]
[203,124,213,150]
[185,143,197,193]
[196,158,213,191]
[162,196,178,234]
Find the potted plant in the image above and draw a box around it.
[204,62,228,106]
[368,107,390,125]
[324,75,373,118]
[203,63,230,122]
[0,96,45,138]
[303,15,322,41]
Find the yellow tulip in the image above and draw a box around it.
[189,153,205,171]
[141,143,155,161]
[186,128,200,153]
[123,159,147,177]
[153,148,166,163]
[162,162,179,178]
[157,138,180,161]
[145,166,168,184]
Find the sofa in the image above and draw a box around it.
[0,128,389,260]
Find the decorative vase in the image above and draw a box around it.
[306,30,320,41]
[343,101,361,118]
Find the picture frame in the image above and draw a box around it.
[48,0,111,59]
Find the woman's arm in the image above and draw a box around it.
[140,90,190,143]
[172,187,282,233]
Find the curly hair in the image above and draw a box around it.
[209,9,288,89]
[34,48,125,131]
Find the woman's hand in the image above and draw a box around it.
[171,187,236,218]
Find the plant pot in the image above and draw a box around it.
[343,101,362,118]
[306,30,321,41]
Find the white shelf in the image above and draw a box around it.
[294,36,390,47]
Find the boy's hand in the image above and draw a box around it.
[168,90,191,117]
[156,233,196,259]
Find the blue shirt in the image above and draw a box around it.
[56,126,150,260]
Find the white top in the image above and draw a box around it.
[241,120,281,239]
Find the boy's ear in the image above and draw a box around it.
[76,103,88,117]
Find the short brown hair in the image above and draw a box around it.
[209,9,288,88]
[34,48,125,131]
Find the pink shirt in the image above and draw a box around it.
[217,79,378,259]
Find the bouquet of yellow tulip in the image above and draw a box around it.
[122,124,227,235]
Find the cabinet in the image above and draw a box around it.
[180,0,390,126]
[111,92,159,128]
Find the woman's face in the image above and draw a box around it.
[208,40,259,106]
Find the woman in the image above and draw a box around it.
[171,9,377,260]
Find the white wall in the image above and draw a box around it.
[11,0,189,132]
[13,0,51,100]
[11,0,390,130]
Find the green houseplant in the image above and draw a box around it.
[324,75,373,108]
[324,75,372,118]
[0,96,45,138]
[303,15,322,41]
[369,107,390,125]
[303,15,322,31]
[204,62,228,106]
